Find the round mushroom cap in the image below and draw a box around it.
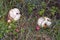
[37,17,52,27]
[37,17,45,27]
[9,8,21,21]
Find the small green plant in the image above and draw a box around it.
[41,2,46,8]
[0,17,17,38]
[27,3,35,14]
[50,6,58,15]
[38,9,45,16]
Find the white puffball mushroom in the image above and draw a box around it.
[37,17,52,28]
[7,8,21,23]
[37,17,45,27]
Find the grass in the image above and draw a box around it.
[0,0,60,40]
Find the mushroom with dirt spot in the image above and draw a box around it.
[37,17,52,28]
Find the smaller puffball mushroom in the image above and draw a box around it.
[7,8,21,23]
[37,17,52,28]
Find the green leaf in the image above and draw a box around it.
[5,30,10,33]
[41,2,46,8]
[50,6,58,15]
[27,3,35,14]
[0,33,3,38]
[39,9,45,15]
[21,28,25,33]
